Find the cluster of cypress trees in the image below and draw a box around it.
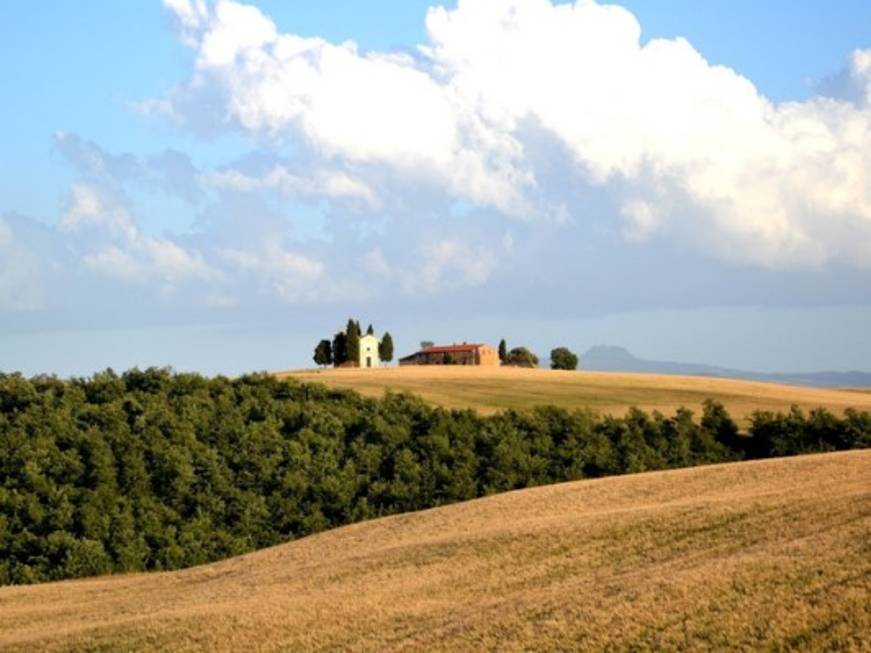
[313,319,393,367]
[0,368,868,585]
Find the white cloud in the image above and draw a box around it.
[163,0,209,46]
[83,246,147,283]
[164,0,531,214]
[198,0,277,67]
[410,239,498,293]
[205,165,376,204]
[851,49,871,105]
[160,0,871,268]
[84,237,217,286]
[60,184,138,240]
[142,237,218,283]
[621,200,660,242]
[218,243,324,301]
[219,244,323,279]
[62,183,219,288]
[361,247,392,277]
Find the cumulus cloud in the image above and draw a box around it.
[159,0,871,268]
[164,0,209,46]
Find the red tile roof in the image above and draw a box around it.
[419,343,485,354]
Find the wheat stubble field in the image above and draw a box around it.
[1,450,868,652]
[282,366,871,423]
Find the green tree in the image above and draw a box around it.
[346,319,361,367]
[498,339,508,364]
[701,399,741,452]
[313,340,333,367]
[549,347,578,371]
[366,324,375,336]
[379,332,394,362]
[332,331,348,367]
[1,366,868,587]
[504,347,539,368]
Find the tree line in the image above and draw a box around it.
[0,368,868,585]
[496,339,578,369]
[313,319,393,367]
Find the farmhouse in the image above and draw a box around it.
[399,343,499,367]
[359,333,380,368]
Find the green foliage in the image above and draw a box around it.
[498,339,508,364]
[745,405,869,458]
[313,340,333,367]
[379,332,394,363]
[332,332,348,366]
[345,319,361,366]
[505,347,539,368]
[322,318,383,368]
[0,370,867,586]
[550,347,578,371]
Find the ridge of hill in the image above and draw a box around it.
[1,450,868,652]
[282,365,871,423]
[581,345,871,388]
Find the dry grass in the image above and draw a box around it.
[281,366,871,424]
[1,450,869,652]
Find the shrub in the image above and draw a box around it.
[550,347,579,371]
[504,347,539,368]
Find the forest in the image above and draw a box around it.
[1,368,868,585]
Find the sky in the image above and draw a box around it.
[1,0,870,377]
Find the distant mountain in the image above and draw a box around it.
[580,345,871,388]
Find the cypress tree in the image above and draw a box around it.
[346,319,361,367]
[366,324,375,336]
[332,331,348,366]
[498,339,508,364]
[379,332,394,362]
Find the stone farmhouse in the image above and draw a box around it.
[399,343,499,367]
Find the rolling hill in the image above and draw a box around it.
[1,450,868,652]
[281,366,871,424]
[581,345,871,388]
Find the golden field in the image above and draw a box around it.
[1,450,868,652]
[281,365,871,424]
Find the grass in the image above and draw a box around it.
[1,450,868,652]
[280,366,871,425]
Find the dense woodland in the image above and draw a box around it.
[1,368,868,585]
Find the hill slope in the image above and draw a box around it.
[1,450,868,652]
[282,366,871,423]
[581,344,871,388]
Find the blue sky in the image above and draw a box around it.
[1,0,870,376]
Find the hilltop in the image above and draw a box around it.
[282,365,871,424]
[1,450,868,651]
